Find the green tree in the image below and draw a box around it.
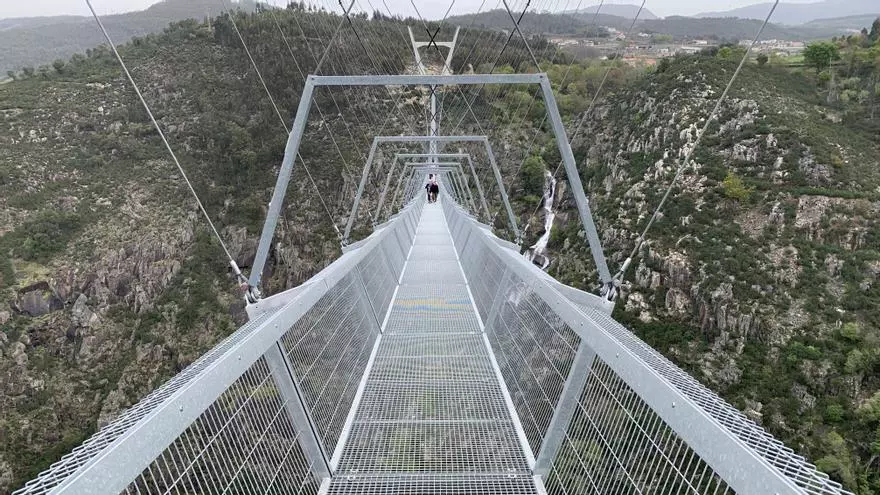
[520,155,546,196]
[52,59,65,74]
[722,171,752,201]
[5,71,14,81]
[756,53,768,67]
[869,17,880,43]
[804,41,840,73]
[859,391,880,424]
[21,66,34,78]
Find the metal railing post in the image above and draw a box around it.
[482,138,521,241]
[264,343,332,479]
[343,138,380,243]
[533,340,596,476]
[374,152,401,225]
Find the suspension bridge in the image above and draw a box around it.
[14,0,856,493]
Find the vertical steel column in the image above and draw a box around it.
[343,139,380,243]
[388,167,415,219]
[483,138,521,241]
[446,171,462,204]
[264,343,332,479]
[249,79,316,291]
[455,164,478,213]
[533,340,596,476]
[538,76,612,288]
[466,155,492,220]
[374,153,401,223]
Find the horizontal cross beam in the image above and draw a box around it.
[308,73,545,86]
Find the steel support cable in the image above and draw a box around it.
[283,5,376,166]
[434,0,492,116]
[313,0,356,75]
[327,0,421,139]
[502,0,541,70]
[613,0,781,286]
[268,4,359,152]
[220,1,342,237]
[501,0,588,182]
[450,1,531,133]
[450,0,530,128]
[352,6,426,137]
[402,0,497,161]
[506,0,604,206]
[408,0,507,140]
[84,0,248,286]
[382,0,470,135]
[507,0,590,133]
[521,0,646,241]
[435,2,507,128]
[267,6,357,181]
[312,0,389,163]
[462,0,539,129]
[502,0,570,131]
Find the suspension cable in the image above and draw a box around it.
[85,0,247,285]
[220,1,342,237]
[502,0,540,70]
[521,0,645,238]
[613,0,780,284]
[505,0,597,199]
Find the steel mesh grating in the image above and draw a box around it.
[486,272,579,455]
[414,234,453,246]
[545,357,732,495]
[124,357,321,495]
[408,245,458,261]
[327,475,540,495]
[337,422,530,474]
[369,355,496,382]
[354,380,512,421]
[401,260,464,285]
[383,282,481,335]
[331,204,536,490]
[377,334,486,358]
[279,271,380,452]
[358,244,398,318]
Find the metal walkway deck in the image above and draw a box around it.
[329,201,539,494]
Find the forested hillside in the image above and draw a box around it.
[446,8,855,41]
[0,0,257,75]
[524,39,880,494]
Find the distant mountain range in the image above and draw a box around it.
[696,0,880,25]
[447,8,877,42]
[563,4,658,20]
[0,0,255,75]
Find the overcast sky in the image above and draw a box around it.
[0,0,818,21]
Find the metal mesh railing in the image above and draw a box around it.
[15,199,422,495]
[545,357,732,495]
[279,270,378,452]
[17,189,852,495]
[441,199,853,495]
[123,357,321,495]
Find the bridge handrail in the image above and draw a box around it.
[14,198,424,495]
[442,198,851,495]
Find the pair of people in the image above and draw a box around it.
[425,175,439,203]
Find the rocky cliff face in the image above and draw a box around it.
[530,57,880,490]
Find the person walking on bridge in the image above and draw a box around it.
[425,174,434,203]
[429,176,439,203]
